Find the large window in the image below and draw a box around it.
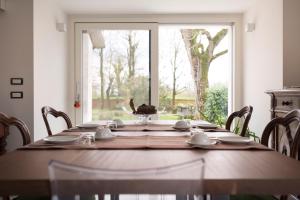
[75,23,232,124]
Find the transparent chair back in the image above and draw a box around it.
[48,158,205,200]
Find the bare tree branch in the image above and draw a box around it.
[176,87,186,95]
[211,50,228,62]
[197,29,212,40]
[212,29,228,48]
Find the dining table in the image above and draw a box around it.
[0,120,300,196]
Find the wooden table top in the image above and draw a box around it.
[0,121,300,195]
[0,147,300,195]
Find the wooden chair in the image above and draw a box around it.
[41,106,72,136]
[225,106,253,137]
[261,109,300,159]
[0,112,31,155]
[261,110,300,200]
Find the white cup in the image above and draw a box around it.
[107,121,118,128]
[190,133,211,145]
[175,120,191,128]
[95,127,112,138]
[190,129,204,135]
[113,119,124,127]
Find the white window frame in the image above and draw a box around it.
[70,14,242,125]
[74,23,158,123]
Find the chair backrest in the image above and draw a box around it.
[225,106,253,137]
[261,109,300,160]
[41,106,72,136]
[48,158,205,199]
[0,112,31,154]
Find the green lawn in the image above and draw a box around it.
[92,109,135,120]
[158,114,181,120]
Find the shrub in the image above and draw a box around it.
[203,84,228,126]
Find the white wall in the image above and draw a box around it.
[0,0,69,149]
[243,0,283,136]
[0,0,34,150]
[34,0,69,140]
[283,0,300,87]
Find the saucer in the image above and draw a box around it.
[186,139,217,148]
[95,134,116,140]
[76,123,100,129]
[43,135,80,144]
[218,136,252,144]
[196,124,218,129]
[172,126,190,131]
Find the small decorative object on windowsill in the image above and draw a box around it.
[129,99,157,124]
[129,99,157,115]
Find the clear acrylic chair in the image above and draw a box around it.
[48,158,205,200]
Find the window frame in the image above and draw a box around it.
[73,18,238,124]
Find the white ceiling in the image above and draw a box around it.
[58,0,257,14]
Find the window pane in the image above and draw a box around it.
[159,25,231,125]
[82,30,150,121]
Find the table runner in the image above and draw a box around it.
[64,125,228,133]
[65,124,188,132]
[20,135,271,151]
[111,124,184,132]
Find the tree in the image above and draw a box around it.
[105,74,114,109]
[181,29,228,118]
[113,56,124,97]
[129,76,149,106]
[170,42,185,113]
[127,31,138,80]
[159,82,172,112]
[105,52,115,109]
[126,31,139,97]
[99,49,105,109]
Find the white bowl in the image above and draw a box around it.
[95,127,113,139]
[190,133,211,145]
[174,120,191,129]
[113,119,124,127]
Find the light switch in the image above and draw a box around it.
[10,78,23,85]
[10,92,23,99]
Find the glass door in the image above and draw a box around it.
[75,23,158,124]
